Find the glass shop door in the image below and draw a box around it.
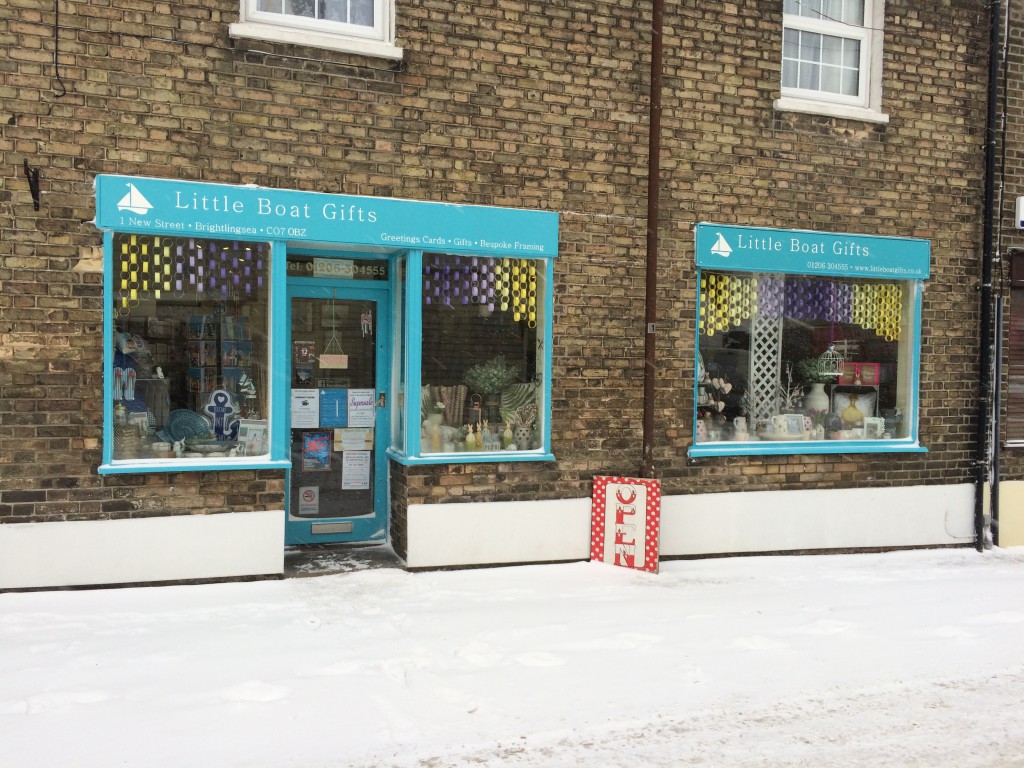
[285,282,389,544]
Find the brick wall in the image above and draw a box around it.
[0,1,992,525]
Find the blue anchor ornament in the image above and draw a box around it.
[203,390,240,441]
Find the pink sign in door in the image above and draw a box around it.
[590,476,661,573]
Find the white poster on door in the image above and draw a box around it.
[291,388,319,428]
[342,450,372,490]
[334,427,374,451]
[347,389,376,427]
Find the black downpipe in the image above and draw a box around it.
[976,0,1001,551]
[992,0,1013,548]
[640,0,664,479]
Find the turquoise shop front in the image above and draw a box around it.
[85,174,560,583]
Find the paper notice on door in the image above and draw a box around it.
[291,389,319,428]
[347,388,376,427]
[342,450,371,490]
[334,428,374,451]
[320,389,347,428]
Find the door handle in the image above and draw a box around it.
[376,392,386,408]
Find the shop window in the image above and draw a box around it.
[229,0,403,60]
[399,252,551,462]
[691,224,927,457]
[103,234,272,470]
[776,0,888,123]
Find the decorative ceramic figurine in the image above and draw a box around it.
[841,394,865,426]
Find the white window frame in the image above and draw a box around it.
[775,0,888,124]
[229,0,403,61]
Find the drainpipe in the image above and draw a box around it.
[640,0,665,479]
[976,0,1001,551]
[992,2,1013,547]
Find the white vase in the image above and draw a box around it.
[805,382,830,414]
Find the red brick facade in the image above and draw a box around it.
[0,1,996,568]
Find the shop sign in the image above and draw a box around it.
[319,354,349,369]
[95,175,559,257]
[285,256,389,281]
[695,223,930,279]
[590,476,661,574]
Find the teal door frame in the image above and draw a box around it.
[285,277,391,545]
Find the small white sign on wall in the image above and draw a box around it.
[297,486,319,516]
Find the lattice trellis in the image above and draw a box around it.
[748,311,783,425]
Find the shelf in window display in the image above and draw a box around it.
[756,430,810,441]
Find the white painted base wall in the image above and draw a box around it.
[405,484,977,568]
[996,480,1024,547]
[0,484,978,587]
[0,511,285,590]
[405,497,594,569]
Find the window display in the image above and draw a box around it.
[418,253,545,456]
[692,223,928,456]
[108,234,270,464]
[697,272,909,444]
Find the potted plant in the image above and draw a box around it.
[464,356,519,396]
[465,356,519,423]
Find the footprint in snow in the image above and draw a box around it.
[788,619,855,636]
[966,611,1024,626]
[513,651,565,667]
[219,680,290,702]
[455,642,505,667]
[732,635,786,651]
[7,690,112,714]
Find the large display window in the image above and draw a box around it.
[691,224,929,457]
[102,234,276,471]
[93,175,559,472]
[390,250,555,464]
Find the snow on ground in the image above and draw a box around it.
[2,547,1024,767]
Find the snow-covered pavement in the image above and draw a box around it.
[2,547,1023,767]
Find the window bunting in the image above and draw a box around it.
[700,272,902,340]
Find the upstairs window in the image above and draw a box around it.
[777,0,887,123]
[259,0,375,27]
[230,0,403,60]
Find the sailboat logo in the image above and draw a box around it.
[116,183,153,215]
[710,232,732,258]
